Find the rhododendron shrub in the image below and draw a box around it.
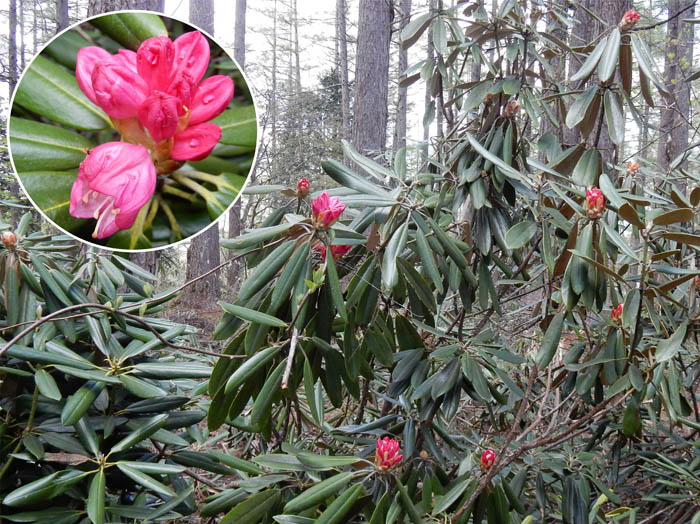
[204,3,700,523]
[9,12,256,248]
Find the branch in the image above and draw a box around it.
[635,1,697,31]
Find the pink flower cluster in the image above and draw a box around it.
[583,187,605,220]
[71,31,234,238]
[619,9,641,31]
[312,192,345,229]
[297,178,310,198]
[375,437,403,471]
[610,302,623,325]
[315,243,353,260]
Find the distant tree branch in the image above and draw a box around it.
[636,1,697,31]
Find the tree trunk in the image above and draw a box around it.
[422,0,435,162]
[293,0,301,94]
[352,0,393,158]
[9,0,18,96]
[336,0,350,142]
[19,0,25,71]
[227,0,247,294]
[88,0,164,16]
[130,251,158,276]
[657,0,694,175]
[55,0,69,31]
[183,0,220,304]
[392,0,411,152]
[591,0,631,165]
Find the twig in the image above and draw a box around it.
[635,1,697,31]
[281,326,299,390]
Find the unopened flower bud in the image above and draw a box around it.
[297,178,310,198]
[583,187,605,220]
[480,449,496,471]
[505,99,519,117]
[375,437,403,472]
[1,231,17,249]
[619,9,641,31]
[610,302,623,325]
[626,160,639,175]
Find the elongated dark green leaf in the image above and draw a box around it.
[61,381,105,426]
[322,159,391,197]
[212,105,257,146]
[401,11,433,49]
[325,247,348,321]
[566,86,598,129]
[20,171,82,232]
[34,368,61,400]
[382,221,409,291]
[631,33,670,96]
[14,56,110,131]
[535,312,565,368]
[315,483,366,524]
[90,12,167,50]
[656,322,687,362]
[466,133,523,182]
[221,489,281,524]
[219,302,287,327]
[110,414,168,453]
[505,221,537,249]
[3,470,87,506]
[10,117,93,172]
[284,471,356,513]
[603,90,625,145]
[598,29,621,83]
[570,39,607,82]
[224,346,282,394]
[116,464,174,497]
[87,470,105,524]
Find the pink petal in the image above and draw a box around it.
[188,75,234,125]
[115,49,137,71]
[167,70,198,107]
[172,31,210,85]
[138,91,185,142]
[171,122,221,161]
[76,46,112,104]
[92,63,149,119]
[137,36,175,91]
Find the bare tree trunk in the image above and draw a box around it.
[130,251,158,276]
[564,0,594,146]
[336,0,350,141]
[9,0,18,96]
[271,0,278,155]
[19,0,25,71]
[183,0,220,304]
[293,0,301,93]
[592,0,631,166]
[88,0,163,16]
[55,0,69,31]
[657,0,694,175]
[352,0,393,158]
[227,0,247,294]
[422,0,435,162]
[392,0,411,152]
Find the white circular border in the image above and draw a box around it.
[6,9,262,253]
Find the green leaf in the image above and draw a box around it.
[325,247,348,321]
[433,477,473,515]
[212,105,257,146]
[284,471,356,513]
[116,464,175,497]
[14,55,110,131]
[631,33,670,96]
[34,369,62,400]
[3,469,87,506]
[315,483,366,524]
[401,11,434,49]
[598,29,621,83]
[110,414,169,453]
[382,220,409,291]
[90,12,167,50]
[87,470,105,524]
[603,90,625,145]
[656,321,687,362]
[321,159,392,198]
[219,302,287,328]
[466,133,523,182]
[566,86,598,129]
[570,38,607,83]
[221,489,281,524]
[224,346,282,394]
[61,381,106,426]
[9,117,93,172]
[505,221,537,249]
[19,171,82,232]
[535,312,565,368]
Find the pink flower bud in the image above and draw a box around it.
[188,75,234,125]
[1,231,17,249]
[619,9,641,31]
[76,46,112,104]
[172,31,210,86]
[584,187,605,220]
[610,303,623,325]
[167,70,198,107]
[137,36,175,91]
[626,160,639,175]
[114,49,137,72]
[70,142,156,239]
[91,62,149,119]
[505,99,519,117]
[138,91,185,142]
[480,449,496,471]
[170,122,221,161]
[375,437,403,471]
[297,178,310,198]
[315,243,352,260]
[312,192,345,229]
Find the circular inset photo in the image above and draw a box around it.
[8,11,258,250]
